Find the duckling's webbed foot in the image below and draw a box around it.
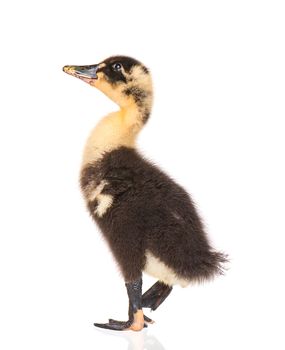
[94,312,147,331]
[142,280,173,311]
[94,277,146,331]
[94,319,133,331]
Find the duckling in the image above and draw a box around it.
[63,56,227,332]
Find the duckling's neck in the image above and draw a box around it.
[82,102,150,168]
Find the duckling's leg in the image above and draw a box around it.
[94,277,146,331]
[106,281,171,327]
[142,280,173,311]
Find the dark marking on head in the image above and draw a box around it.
[142,111,151,123]
[124,87,148,106]
[124,86,151,124]
[141,65,149,74]
[99,56,149,85]
[99,64,127,84]
[102,56,148,74]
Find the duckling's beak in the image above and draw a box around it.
[63,64,99,84]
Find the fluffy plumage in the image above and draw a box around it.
[63,55,227,331]
[81,146,226,285]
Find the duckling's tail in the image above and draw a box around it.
[208,250,229,276]
[189,250,229,283]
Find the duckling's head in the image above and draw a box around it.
[63,56,152,120]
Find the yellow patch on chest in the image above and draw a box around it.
[81,110,138,168]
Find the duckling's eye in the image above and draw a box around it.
[112,63,122,71]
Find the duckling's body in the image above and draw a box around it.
[63,56,227,331]
[81,146,224,287]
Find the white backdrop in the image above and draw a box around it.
[0,1,284,349]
